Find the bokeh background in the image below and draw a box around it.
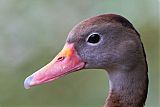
[0,0,159,107]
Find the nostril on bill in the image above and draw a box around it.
[57,56,65,62]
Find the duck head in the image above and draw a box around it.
[24,14,144,89]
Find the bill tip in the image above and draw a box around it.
[24,75,33,89]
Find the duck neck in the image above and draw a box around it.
[104,62,148,107]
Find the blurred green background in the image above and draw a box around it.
[0,0,159,107]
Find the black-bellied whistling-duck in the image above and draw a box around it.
[24,14,148,107]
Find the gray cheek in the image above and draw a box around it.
[78,46,110,69]
[74,38,120,69]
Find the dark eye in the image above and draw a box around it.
[87,33,100,44]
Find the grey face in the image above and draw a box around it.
[66,14,142,70]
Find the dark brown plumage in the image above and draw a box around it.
[24,14,148,107]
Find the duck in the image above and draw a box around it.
[24,14,148,107]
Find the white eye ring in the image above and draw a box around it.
[86,33,102,46]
